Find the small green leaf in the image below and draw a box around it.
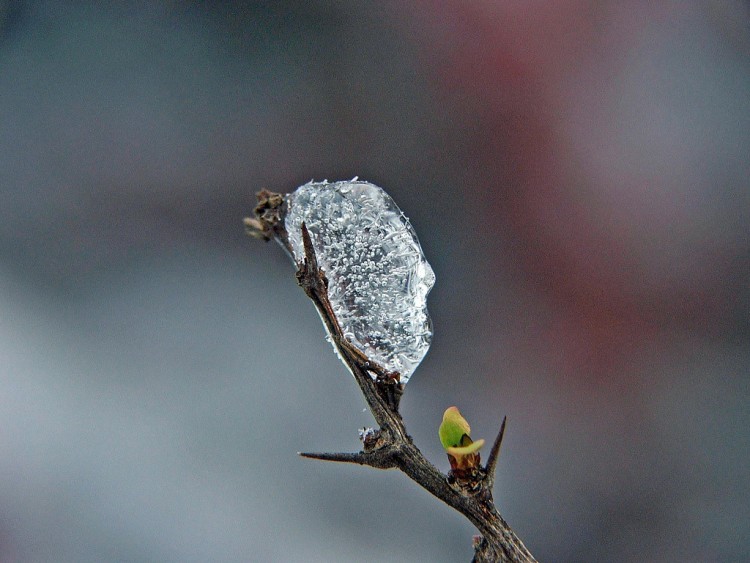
[439,406,472,449]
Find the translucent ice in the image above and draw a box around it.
[285,180,435,383]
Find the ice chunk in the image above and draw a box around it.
[285,180,435,383]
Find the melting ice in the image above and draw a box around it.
[285,180,435,383]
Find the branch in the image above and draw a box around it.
[246,191,536,563]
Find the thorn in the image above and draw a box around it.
[299,451,368,465]
[300,448,398,470]
[301,222,317,270]
[485,416,507,489]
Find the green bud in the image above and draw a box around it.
[439,406,472,449]
[439,407,485,473]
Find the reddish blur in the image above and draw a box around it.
[404,1,748,384]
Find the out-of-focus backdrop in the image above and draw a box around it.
[1,2,748,561]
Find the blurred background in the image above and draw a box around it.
[1,1,748,561]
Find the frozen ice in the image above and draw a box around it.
[285,180,435,383]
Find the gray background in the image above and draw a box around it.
[1,2,748,561]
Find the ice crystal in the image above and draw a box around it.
[285,180,435,383]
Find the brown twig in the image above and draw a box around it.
[246,190,536,563]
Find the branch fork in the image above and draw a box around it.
[246,191,536,563]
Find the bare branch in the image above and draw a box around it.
[246,191,537,563]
